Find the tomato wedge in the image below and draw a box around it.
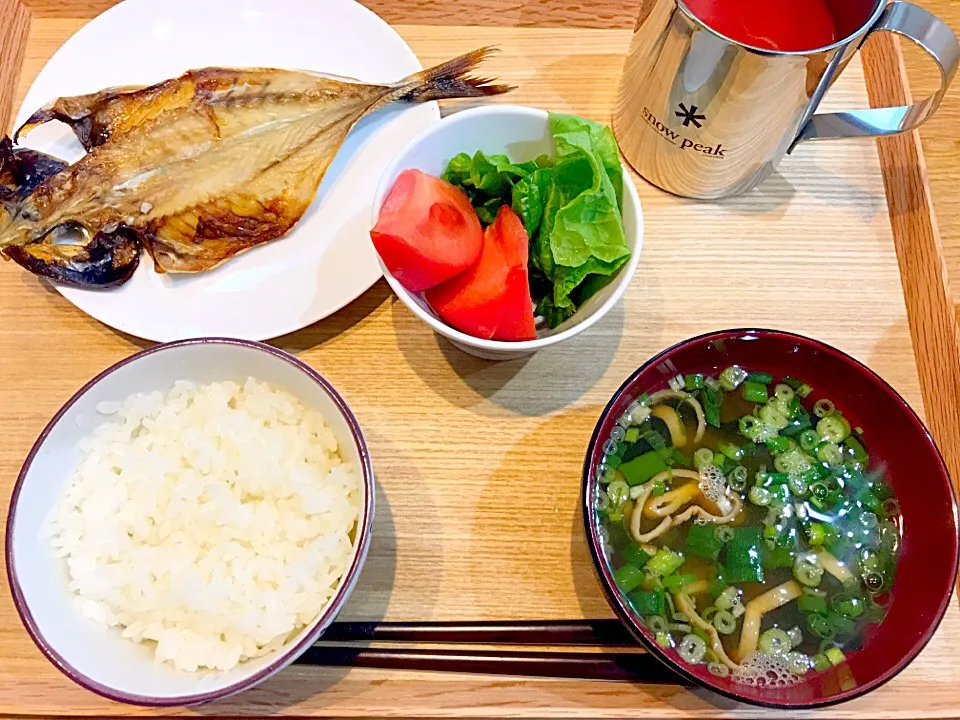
[427,205,536,342]
[490,208,536,342]
[370,169,483,293]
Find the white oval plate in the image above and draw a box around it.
[15,0,438,342]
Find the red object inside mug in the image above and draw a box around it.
[682,0,880,52]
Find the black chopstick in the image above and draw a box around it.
[319,619,636,646]
[295,620,685,684]
[297,645,684,684]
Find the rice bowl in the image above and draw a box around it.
[45,378,362,673]
[6,338,375,705]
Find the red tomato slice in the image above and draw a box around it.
[427,205,537,342]
[490,208,536,342]
[370,169,483,293]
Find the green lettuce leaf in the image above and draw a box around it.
[440,114,631,329]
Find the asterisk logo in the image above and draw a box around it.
[676,103,706,128]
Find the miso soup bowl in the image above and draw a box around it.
[371,105,643,361]
[6,338,375,706]
[582,329,959,708]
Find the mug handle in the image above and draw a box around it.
[793,1,959,144]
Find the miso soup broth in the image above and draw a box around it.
[595,368,902,685]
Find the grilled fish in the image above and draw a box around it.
[0,48,510,287]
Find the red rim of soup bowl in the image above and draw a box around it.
[5,337,376,706]
[582,329,959,708]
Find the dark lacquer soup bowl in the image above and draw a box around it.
[582,329,958,708]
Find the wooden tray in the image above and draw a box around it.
[2,2,960,717]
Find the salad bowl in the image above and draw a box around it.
[371,105,644,361]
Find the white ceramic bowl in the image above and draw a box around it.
[371,105,644,361]
[5,339,375,706]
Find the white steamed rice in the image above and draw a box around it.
[43,378,362,673]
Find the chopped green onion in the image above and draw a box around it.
[749,486,772,506]
[825,647,846,666]
[816,442,844,466]
[642,429,667,451]
[704,403,721,429]
[599,465,617,484]
[672,449,692,467]
[758,628,792,655]
[817,414,850,443]
[758,403,790,430]
[678,634,707,664]
[715,526,735,544]
[799,591,828,615]
[807,522,827,546]
[647,548,685,578]
[787,626,803,647]
[794,556,824,587]
[622,544,651,569]
[702,606,719,622]
[655,631,671,648]
[811,653,831,672]
[765,436,791,454]
[708,661,730,677]
[717,441,743,460]
[844,436,869,463]
[774,449,812,474]
[604,455,622,470]
[629,590,666,616]
[788,474,809,496]
[725,527,765,584]
[807,613,836,640]
[742,380,769,404]
[646,615,669,634]
[651,479,667,496]
[686,522,724,560]
[786,651,812,675]
[799,429,820,452]
[607,479,629,507]
[624,427,640,443]
[664,573,698,591]
[620,451,669,486]
[727,465,749,491]
[760,472,791,486]
[748,371,773,385]
[813,399,836,418]
[797,383,814,398]
[694,447,715,470]
[774,384,795,402]
[719,365,749,391]
[684,374,705,391]
[832,593,865,619]
[715,586,740,611]
[614,565,646,592]
[712,610,737,635]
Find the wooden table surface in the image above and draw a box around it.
[1,1,960,718]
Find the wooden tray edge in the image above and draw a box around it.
[861,33,960,493]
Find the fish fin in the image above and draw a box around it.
[381,47,513,106]
[2,226,141,287]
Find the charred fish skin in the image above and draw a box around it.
[2,47,511,287]
[3,226,141,288]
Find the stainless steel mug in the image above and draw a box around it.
[614,0,960,199]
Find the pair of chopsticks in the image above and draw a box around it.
[296,620,685,683]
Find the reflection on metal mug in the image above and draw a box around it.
[614,0,960,199]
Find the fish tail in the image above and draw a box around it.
[382,47,513,105]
